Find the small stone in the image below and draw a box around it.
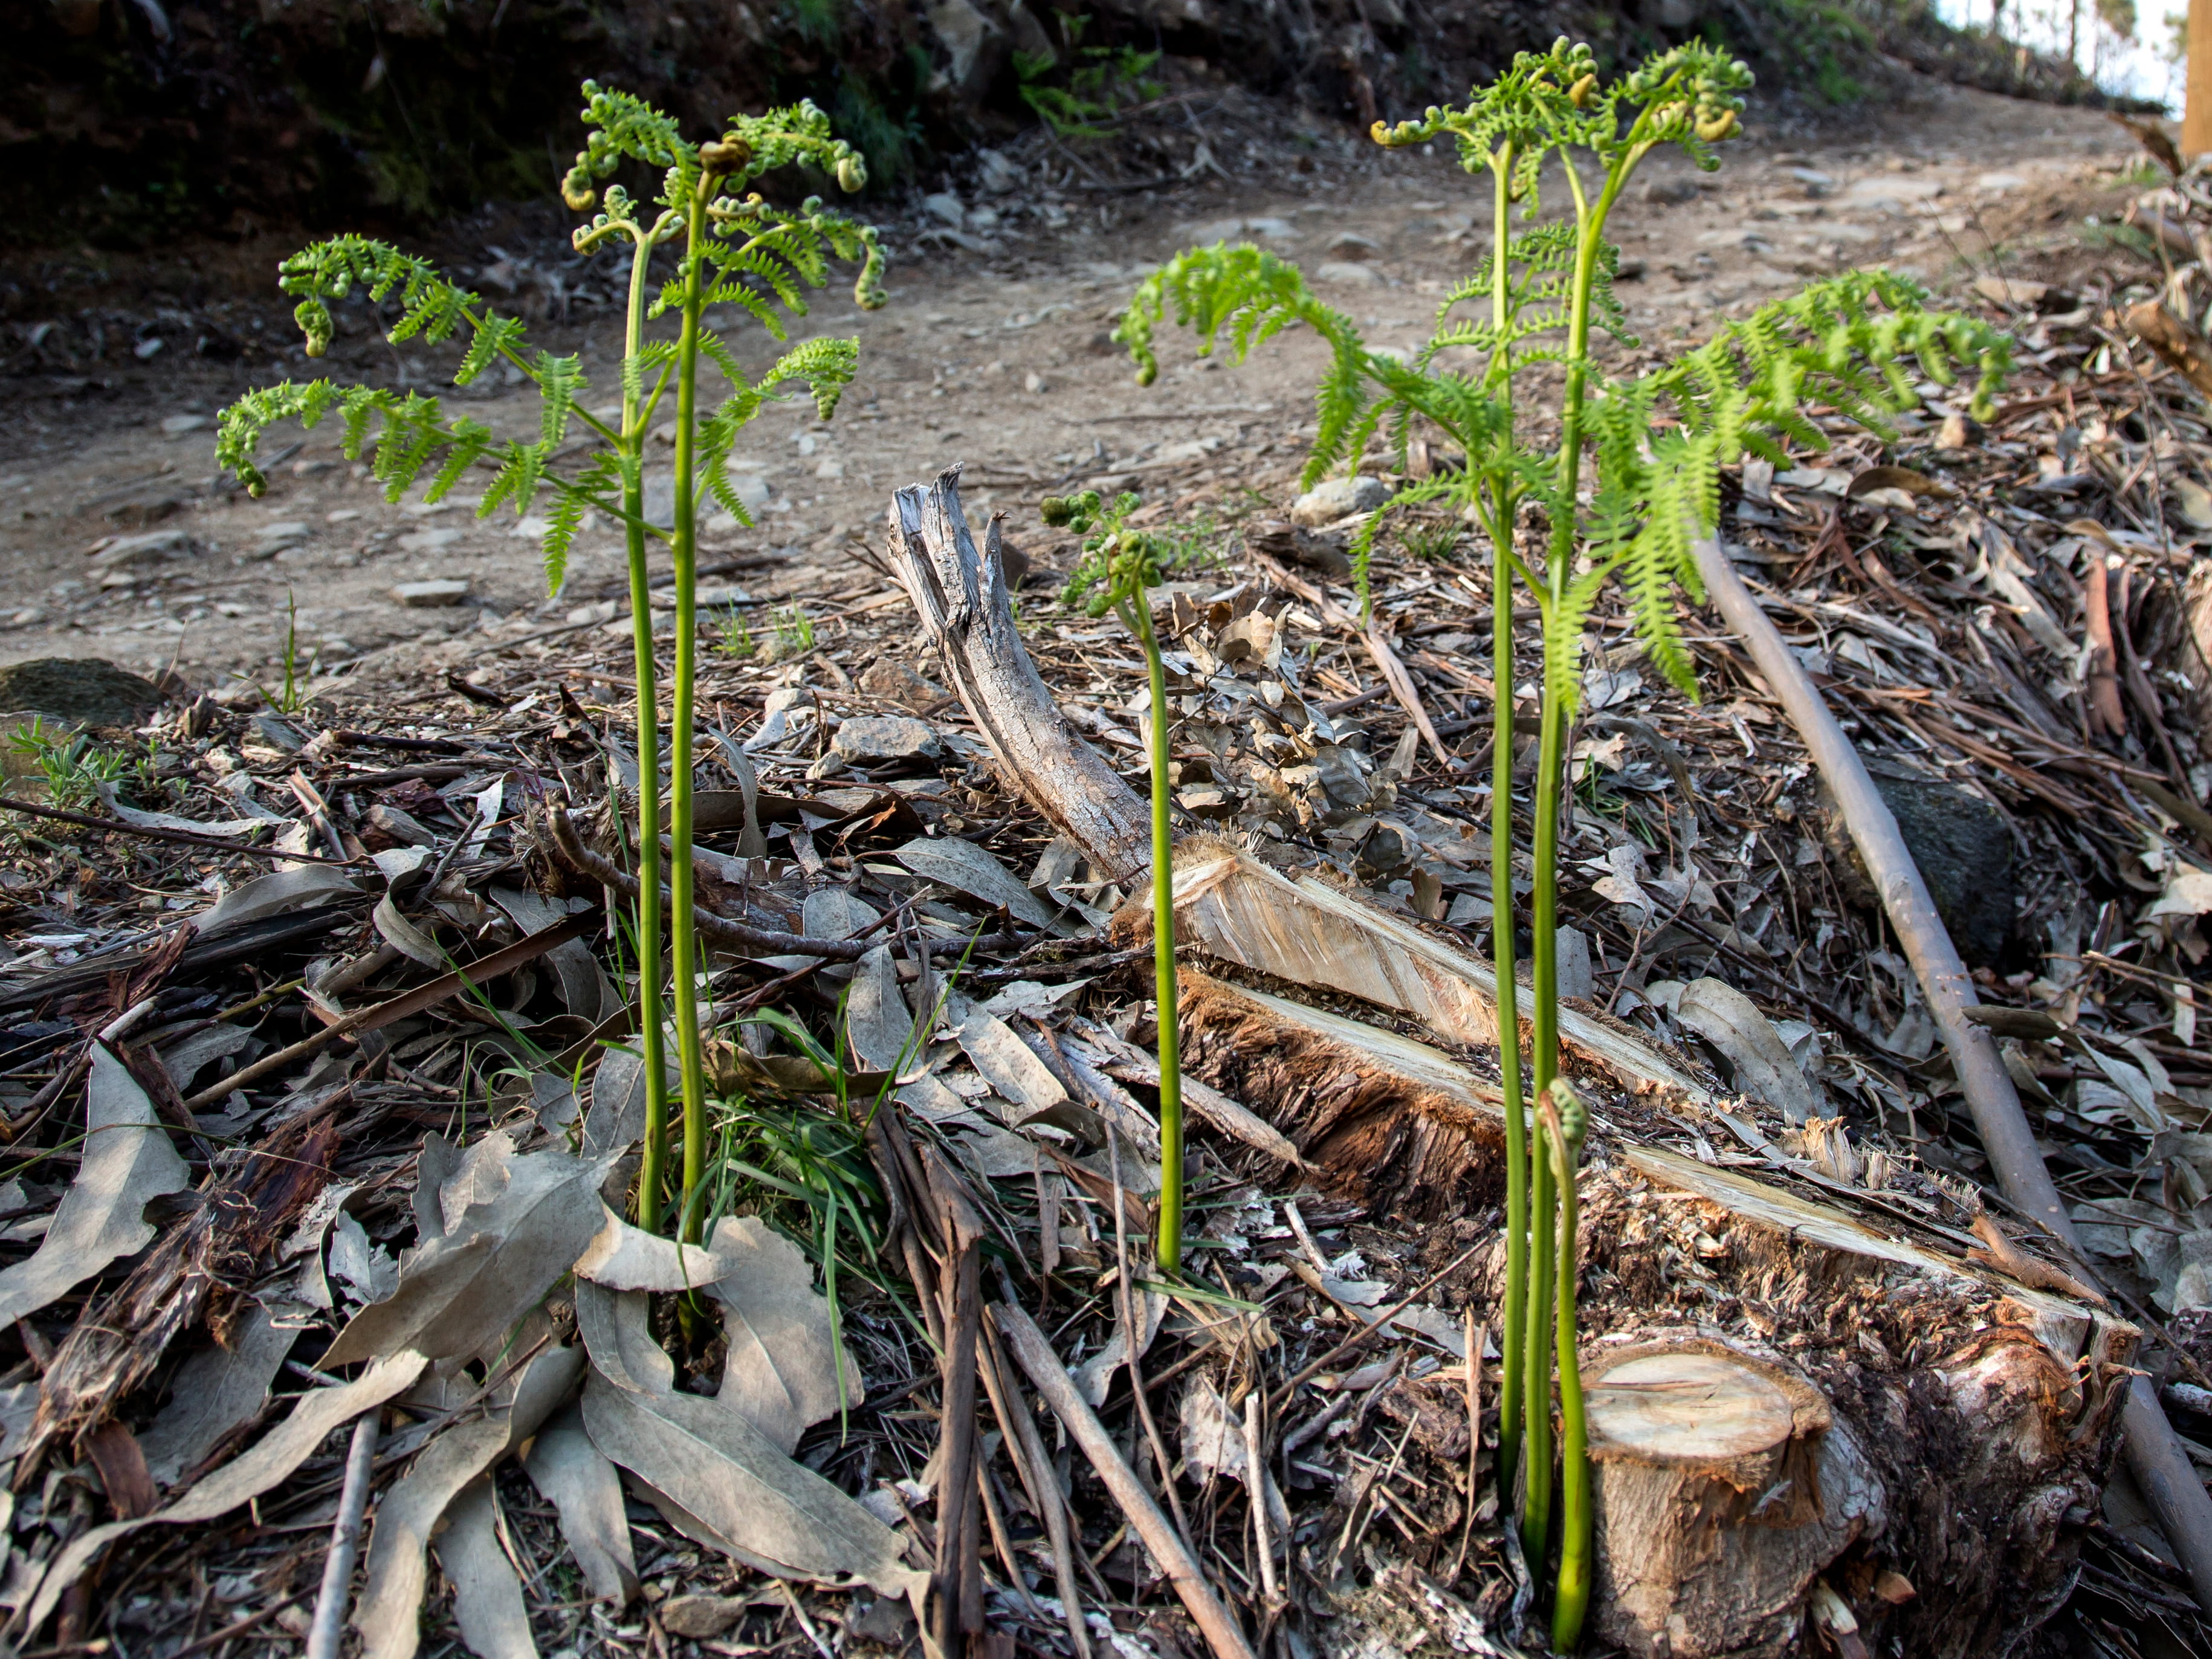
[89,529,191,569]
[847,1597,918,1647]
[1643,178,1699,205]
[859,658,946,711]
[832,714,942,766]
[659,1595,749,1640]
[922,193,966,228]
[392,580,470,608]
[1313,261,1383,287]
[1935,411,1982,451]
[1290,475,1390,526]
[977,149,1024,195]
[1788,167,1834,196]
[1023,370,1047,394]
[255,522,312,552]
[1325,232,1379,260]
[160,414,208,437]
[396,529,463,555]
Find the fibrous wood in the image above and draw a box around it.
[1176,973,2131,1658]
[884,468,1153,882]
[1125,839,1709,1103]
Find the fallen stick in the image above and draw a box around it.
[1693,531,2212,1616]
[305,1411,380,1659]
[179,913,597,1112]
[994,1301,1257,1659]
[0,796,365,867]
[2125,299,2212,401]
[976,1319,1093,1659]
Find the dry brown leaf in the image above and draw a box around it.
[574,1282,677,1394]
[1674,977,1821,1125]
[523,1403,639,1604]
[322,1139,615,1369]
[137,1301,297,1486]
[0,1044,189,1331]
[580,1371,928,1607]
[705,1216,861,1454]
[355,1346,583,1659]
[433,1476,539,1659]
[574,1205,726,1293]
[24,1349,429,1631]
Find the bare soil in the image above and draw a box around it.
[0,76,2136,691]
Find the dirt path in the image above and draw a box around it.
[0,76,2133,691]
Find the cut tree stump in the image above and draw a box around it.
[1582,1337,1877,1659]
[881,470,2136,1658]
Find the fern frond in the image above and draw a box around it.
[537,352,584,445]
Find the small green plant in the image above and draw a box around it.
[274,589,308,713]
[715,604,758,658]
[1399,519,1463,563]
[1047,487,1197,1273]
[5,719,128,815]
[1114,37,2012,1647]
[771,604,816,656]
[215,83,885,1246]
[1015,14,1163,139]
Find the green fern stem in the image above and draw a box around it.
[1127,590,1186,1274]
[619,226,673,1236]
[670,175,715,1244]
[1484,139,1529,1508]
[1544,1090,1591,1651]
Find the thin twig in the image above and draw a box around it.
[304,1410,379,1659]
[0,797,367,867]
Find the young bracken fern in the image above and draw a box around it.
[1114,37,2010,1647]
[217,83,885,1244]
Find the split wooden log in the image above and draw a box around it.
[884,468,1153,882]
[1120,837,1710,1106]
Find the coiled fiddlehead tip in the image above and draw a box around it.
[837,153,868,193]
[294,299,334,358]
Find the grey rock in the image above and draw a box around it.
[0,658,164,727]
[1325,231,1380,260]
[847,1597,918,1647]
[89,529,192,569]
[395,528,463,555]
[1642,178,1699,205]
[1290,474,1390,526]
[392,580,470,608]
[922,192,968,228]
[832,714,942,766]
[1817,764,2016,967]
[859,657,946,711]
[1313,260,1383,287]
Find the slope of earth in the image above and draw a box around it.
[0,75,2133,690]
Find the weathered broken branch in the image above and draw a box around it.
[885,469,1154,882]
[2124,299,2212,402]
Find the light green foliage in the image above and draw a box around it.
[1115,37,2014,1646]
[771,604,816,655]
[1015,14,1163,139]
[5,720,129,816]
[219,86,883,596]
[219,83,888,1249]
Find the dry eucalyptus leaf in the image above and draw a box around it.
[1674,977,1820,1125]
[1074,1289,1167,1408]
[433,1476,539,1659]
[946,992,1073,1117]
[893,836,1065,932]
[354,1346,583,1659]
[575,1205,726,1293]
[24,1348,429,1631]
[706,1216,861,1454]
[374,893,447,969]
[575,1282,677,1395]
[322,1140,615,1369]
[0,1044,189,1332]
[584,1048,654,1156]
[523,1404,639,1605]
[137,1302,297,1486]
[845,944,915,1073]
[194,865,359,934]
[581,1372,928,1607]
